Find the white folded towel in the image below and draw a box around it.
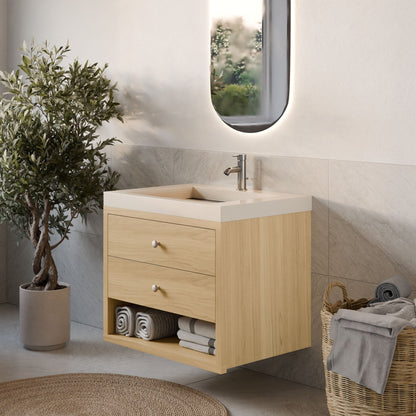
[115,305,141,337]
[177,329,216,348]
[178,317,215,339]
[135,308,178,341]
[179,340,216,356]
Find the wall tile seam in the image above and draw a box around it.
[327,157,416,169]
[325,159,330,277]
[124,144,416,170]
[70,318,102,330]
[326,274,377,286]
[185,374,223,387]
[134,143,329,164]
[240,364,326,391]
[238,365,293,383]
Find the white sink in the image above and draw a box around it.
[104,184,311,222]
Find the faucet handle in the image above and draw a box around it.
[233,154,247,161]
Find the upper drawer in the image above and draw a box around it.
[107,215,215,276]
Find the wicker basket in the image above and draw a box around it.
[321,281,416,416]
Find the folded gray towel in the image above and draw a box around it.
[362,297,416,321]
[372,275,412,303]
[178,317,215,339]
[115,305,142,337]
[328,307,416,394]
[177,329,216,348]
[179,340,216,356]
[134,308,178,341]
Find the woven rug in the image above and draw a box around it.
[0,373,228,415]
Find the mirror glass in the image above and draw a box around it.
[210,0,290,133]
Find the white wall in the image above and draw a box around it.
[7,0,416,165]
[0,0,7,302]
[0,0,6,72]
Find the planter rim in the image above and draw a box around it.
[19,282,70,292]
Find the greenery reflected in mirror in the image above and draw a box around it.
[211,3,263,116]
[210,0,290,133]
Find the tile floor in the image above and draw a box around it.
[0,304,329,415]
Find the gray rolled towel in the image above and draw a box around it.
[134,308,178,341]
[115,305,142,337]
[373,276,412,303]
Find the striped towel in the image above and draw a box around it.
[177,329,216,348]
[135,308,178,341]
[115,305,142,336]
[179,340,216,356]
[178,317,215,339]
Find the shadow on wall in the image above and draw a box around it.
[106,145,175,190]
[115,75,196,147]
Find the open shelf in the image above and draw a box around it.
[104,333,222,373]
[105,298,223,374]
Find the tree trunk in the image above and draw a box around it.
[26,195,58,290]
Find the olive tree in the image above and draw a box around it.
[0,42,123,290]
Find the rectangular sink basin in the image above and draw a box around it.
[104,184,311,222]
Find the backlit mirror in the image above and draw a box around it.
[210,0,290,133]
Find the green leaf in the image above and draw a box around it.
[0,40,123,287]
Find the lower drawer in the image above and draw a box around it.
[107,257,215,322]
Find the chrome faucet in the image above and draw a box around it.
[224,154,247,191]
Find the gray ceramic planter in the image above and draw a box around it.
[19,283,70,350]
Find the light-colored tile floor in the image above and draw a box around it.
[0,304,329,415]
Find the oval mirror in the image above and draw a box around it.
[210,0,290,133]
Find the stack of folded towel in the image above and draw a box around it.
[115,305,178,341]
[177,316,216,356]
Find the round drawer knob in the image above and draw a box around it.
[152,284,160,292]
[151,240,160,248]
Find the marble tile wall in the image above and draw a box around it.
[6,145,416,389]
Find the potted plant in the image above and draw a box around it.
[0,41,123,350]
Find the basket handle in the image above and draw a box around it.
[322,281,348,312]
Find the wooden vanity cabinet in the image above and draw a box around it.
[103,206,311,374]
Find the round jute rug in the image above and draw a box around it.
[0,373,228,415]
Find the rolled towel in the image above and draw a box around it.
[178,317,215,339]
[135,308,178,341]
[372,276,412,303]
[115,305,142,336]
[179,340,216,356]
[177,329,216,348]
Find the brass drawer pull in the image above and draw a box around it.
[151,240,160,248]
[152,284,160,292]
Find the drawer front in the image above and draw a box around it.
[107,215,215,276]
[108,257,215,322]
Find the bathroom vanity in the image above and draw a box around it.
[103,184,311,374]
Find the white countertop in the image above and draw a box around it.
[104,184,312,222]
